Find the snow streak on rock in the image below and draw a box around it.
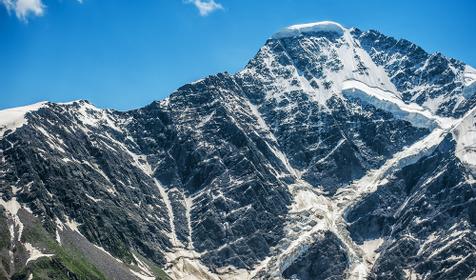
[1,21,476,280]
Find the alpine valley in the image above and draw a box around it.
[1,21,476,280]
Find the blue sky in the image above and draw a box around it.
[1,0,475,110]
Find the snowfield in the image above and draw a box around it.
[453,107,476,175]
[0,102,46,138]
[342,79,455,130]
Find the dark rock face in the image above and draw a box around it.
[282,232,349,280]
[346,135,476,279]
[0,102,172,265]
[126,74,295,269]
[1,23,476,279]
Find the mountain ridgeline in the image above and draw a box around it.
[1,21,476,280]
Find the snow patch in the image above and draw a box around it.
[464,65,476,87]
[403,269,420,280]
[55,229,61,244]
[453,109,476,174]
[85,193,102,203]
[184,196,194,249]
[132,253,155,278]
[129,269,156,280]
[24,242,54,264]
[349,263,368,280]
[130,253,156,280]
[463,65,476,99]
[0,197,24,242]
[342,79,453,129]
[154,179,180,247]
[360,238,384,262]
[0,102,46,138]
[166,248,219,280]
[273,21,346,39]
[65,218,82,234]
[291,189,322,212]
[93,243,125,264]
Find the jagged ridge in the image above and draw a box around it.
[0,21,476,280]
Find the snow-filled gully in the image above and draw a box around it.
[247,126,451,279]
[125,153,214,279]
[243,81,463,279]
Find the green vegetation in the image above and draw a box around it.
[14,222,107,280]
[11,219,172,280]
[0,209,173,280]
[155,268,172,280]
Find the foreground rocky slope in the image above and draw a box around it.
[1,21,475,279]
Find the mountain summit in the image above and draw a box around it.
[1,21,476,280]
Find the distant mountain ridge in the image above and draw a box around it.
[1,21,476,280]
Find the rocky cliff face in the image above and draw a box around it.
[1,21,475,280]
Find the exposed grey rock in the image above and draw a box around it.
[1,21,475,279]
[282,231,349,280]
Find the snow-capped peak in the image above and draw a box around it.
[247,20,398,110]
[272,21,346,39]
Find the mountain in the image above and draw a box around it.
[1,21,476,280]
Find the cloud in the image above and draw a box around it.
[1,0,44,21]
[187,0,223,16]
[1,0,82,21]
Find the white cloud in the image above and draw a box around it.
[1,0,82,21]
[187,0,223,16]
[1,0,44,21]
